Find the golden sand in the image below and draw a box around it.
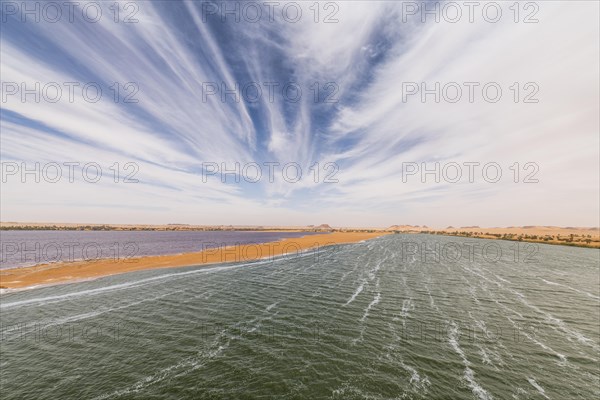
[0,232,387,290]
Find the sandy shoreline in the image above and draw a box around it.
[0,232,387,290]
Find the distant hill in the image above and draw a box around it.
[315,224,333,230]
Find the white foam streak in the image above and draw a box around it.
[360,279,381,322]
[527,378,550,399]
[1,258,276,310]
[344,282,365,306]
[448,322,494,400]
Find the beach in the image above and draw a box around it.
[0,231,387,290]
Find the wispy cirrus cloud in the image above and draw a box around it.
[1,1,598,227]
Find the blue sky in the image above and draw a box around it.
[1,1,598,227]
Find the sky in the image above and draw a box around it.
[0,0,599,228]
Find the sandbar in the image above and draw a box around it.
[0,232,387,290]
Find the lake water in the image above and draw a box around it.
[0,234,598,399]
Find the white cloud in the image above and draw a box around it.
[1,1,598,227]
